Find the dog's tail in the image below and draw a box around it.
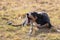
[56,29,60,32]
[50,26,60,33]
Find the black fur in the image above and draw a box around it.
[30,12,52,29]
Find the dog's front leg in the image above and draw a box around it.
[28,21,33,36]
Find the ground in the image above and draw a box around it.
[0,0,60,40]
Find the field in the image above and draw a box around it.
[0,0,60,40]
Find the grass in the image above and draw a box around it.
[0,0,60,40]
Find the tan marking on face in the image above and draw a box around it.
[29,15,37,22]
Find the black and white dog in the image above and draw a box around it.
[22,12,52,28]
[8,11,52,35]
[20,11,52,35]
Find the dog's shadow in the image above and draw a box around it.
[33,28,57,37]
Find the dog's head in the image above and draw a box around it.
[26,12,37,21]
[26,12,43,21]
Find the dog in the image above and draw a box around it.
[20,11,53,35]
[22,12,52,28]
[7,11,53,35]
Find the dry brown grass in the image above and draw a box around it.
[0,0,60,40]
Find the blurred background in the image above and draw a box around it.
[0,0,60,40]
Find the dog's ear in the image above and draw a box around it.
[32,12,43,18]
[31,12,38,18]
